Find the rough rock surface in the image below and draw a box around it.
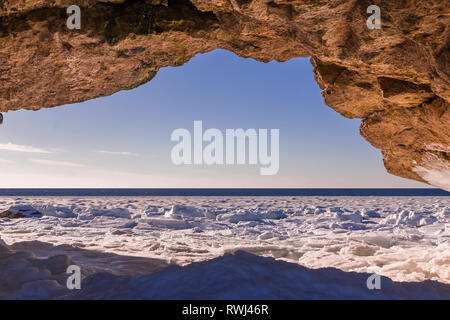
[0,205,43,219]
[0,0,449,188]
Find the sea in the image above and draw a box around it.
[0,188,448,197]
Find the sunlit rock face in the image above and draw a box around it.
[0,0,448,189]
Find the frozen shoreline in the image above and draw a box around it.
[1,242,449,299]
[0,196,449,285]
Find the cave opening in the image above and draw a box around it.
[0,49,429,188]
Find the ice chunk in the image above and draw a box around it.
[259,231,275,240]
[382,210,420,227]
[142,205,164,217]
[360,209,381,218]
[165,205,205,219]
[117,221,138,229]
[216,210,260,223]
[261,209,287,220]
[437,207,449,219]
[90,208,132,219]
[333,211,363,223]
[36,205,77,218]
[146,218,192,230]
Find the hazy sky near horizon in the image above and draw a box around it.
[0,50,428,188]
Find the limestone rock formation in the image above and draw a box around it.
[0,0,449,189]
[0,205,43,219]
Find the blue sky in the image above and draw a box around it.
[0,49,427,188]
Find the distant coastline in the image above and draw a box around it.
[0,188,448,197]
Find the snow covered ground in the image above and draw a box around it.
[3,249,448,300]
[0,196,449,299]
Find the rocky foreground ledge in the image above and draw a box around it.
[0,237,449,299]
[0,0,449,188]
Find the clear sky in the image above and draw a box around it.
[0,49,427,188]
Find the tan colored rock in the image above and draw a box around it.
[0,205,43,219]
[0,0,448,189]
